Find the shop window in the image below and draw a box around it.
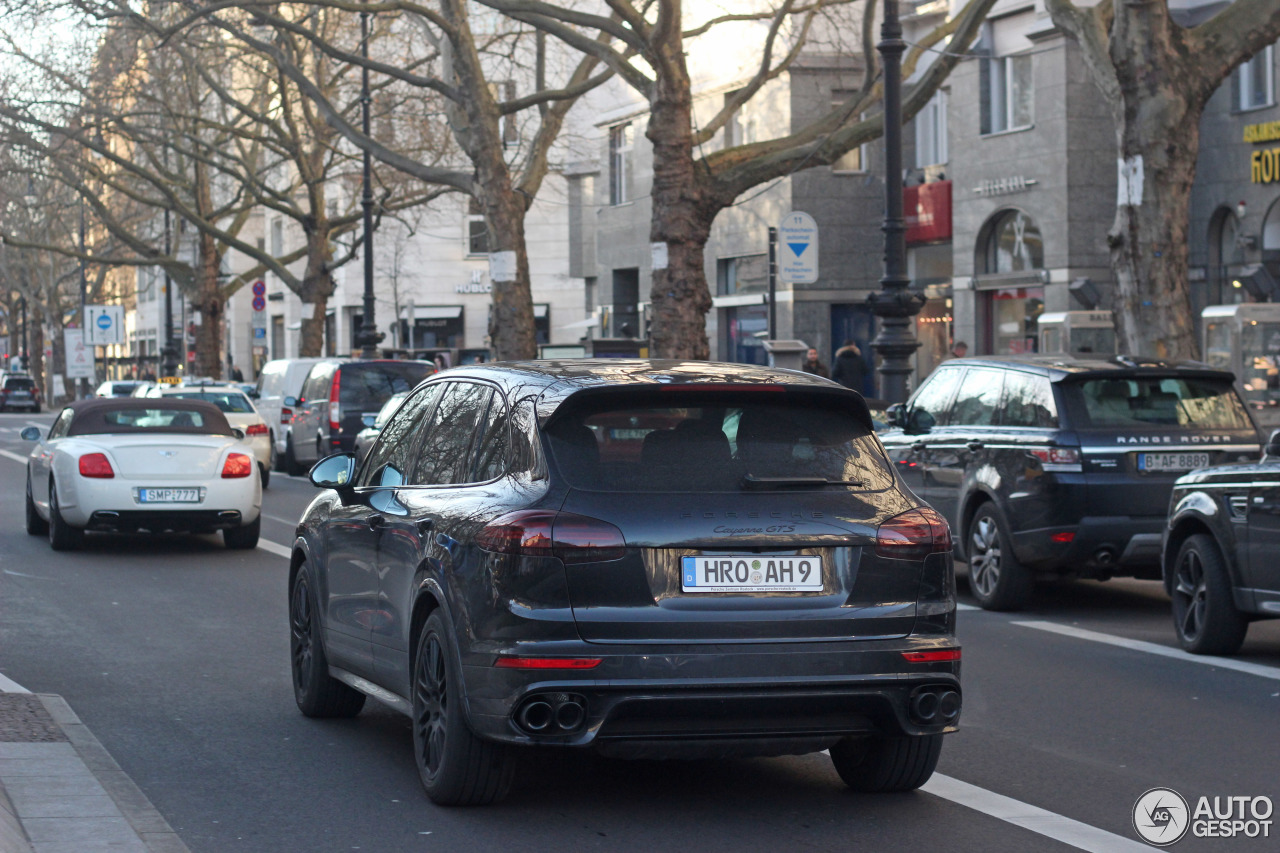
[723,304,769,365]
[982,209,1044,274]
[981,287,1045,355]
[831,90,866,173]
[717,254,768,295]
[1235,46,1275,112]
[609,123,633,205]
[915,90,948,168]
[980,54,1033,135]
[466,197,488,256]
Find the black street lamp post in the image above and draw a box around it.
[79,201,89,398]
[356,4,381,359]
[161,208,177,378]
[19,296,26,366]
[867,0,925,404]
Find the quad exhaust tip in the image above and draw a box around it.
[515,693,587,735]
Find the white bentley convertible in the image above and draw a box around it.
[22,398,262,551]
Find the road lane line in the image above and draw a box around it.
[956,603,979,611]
[1013,620,1280,682]
[258,539,293,559]
[262,513,298,526]
[0,673,30,693]
[922,773,1150,852]
[0,449,28,464]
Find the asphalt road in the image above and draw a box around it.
[2,409,1278,852]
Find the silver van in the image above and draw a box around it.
[255,358,332,472]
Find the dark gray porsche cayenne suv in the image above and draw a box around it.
[289,360,960,805]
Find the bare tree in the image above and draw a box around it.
[1045,0,1280,359]
[482,0,997,359]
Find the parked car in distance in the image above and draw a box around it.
[353,391,408,461]
[95,381,143,398]
[1162,427,1280,655]
[254,358,330,475]
[142,384,273,487]
[290,360,960,806]
[283,359,433,474]
[1,374,41,413]
[21,398,261,551]
[880,355,1261,611]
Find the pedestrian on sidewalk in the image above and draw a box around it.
[831,340,868,391]
[802,347,830,378]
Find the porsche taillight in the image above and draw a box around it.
[221,453,254,478]
[476,510,626,563]
[78,453,115,479]
[875,507,951,559]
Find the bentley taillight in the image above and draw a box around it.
[78,453,115,479]
[221,453,254,478]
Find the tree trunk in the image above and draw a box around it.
[299,299,329,358]
[297,228,335,358]
[194,232,224,378]
[29,302,44,397]
[486,190,538,360]
[646,21,713,360]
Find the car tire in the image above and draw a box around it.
[259,463,271,490]
[413,610,515,806]
[47,479,83,552]
[26,474,48,536]
[830,733,943,792]
[966,504,1032,611]
[223,516,261,550]
[272,432,287,473]
[290,565,366,718]
[1171,533,1248,655]
[285,436,304,477]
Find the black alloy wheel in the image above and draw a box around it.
[1171,534,1248,655]
[47,479,83,552]
[966,504,1032,611]
[25,473,47,536]
[412,610,514,806]
[289,566,365,717]
[829,733,943,792]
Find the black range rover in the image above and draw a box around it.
[880,356,1261,610]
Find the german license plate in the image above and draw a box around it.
[9,392,29,399]
[1137,452,1210,472]
[138,488,202,503]
[681,555,823,593]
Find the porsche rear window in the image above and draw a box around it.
[544,391,894,493]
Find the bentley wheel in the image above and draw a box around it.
[966,505,1032,611]
[413,610,514,806]
[1171,534,1247,655]
[47,479,83,552]
[290,566,366,717]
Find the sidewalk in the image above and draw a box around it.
[0,690,189,853]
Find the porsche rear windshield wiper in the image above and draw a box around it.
[742,474,864,489]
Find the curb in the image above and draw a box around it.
[0,693,190,853]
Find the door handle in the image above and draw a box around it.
[966,441,984,452]
[367,515,385,530]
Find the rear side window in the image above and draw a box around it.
[1002,372,1058,428]
[544,390,894,493]
[339,363,432,411]
[1069,377,1253,429]
[302,365,334,402]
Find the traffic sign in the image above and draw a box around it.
[64,329,95,379]
[253,327,266,339]
[778,211,819,284]
[251,279,266,297]
[84,305,125,346]
[252,295,266,312]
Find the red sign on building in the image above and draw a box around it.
[905,180,952,245]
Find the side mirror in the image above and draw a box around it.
[1266,428,1280,459]
[247,388,260,399]
[907,409,937,434]
[20,426,41,441]
[283,396,299,408]
[231,428,246,441]
[310,452,356,490]
[361,414,377,428]
[887,403,907,428]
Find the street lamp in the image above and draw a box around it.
[161,209,177,378]
[867,0,925,404]
[355,3,382,359]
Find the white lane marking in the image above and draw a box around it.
[956,603,979,611]
[922,773,1150,852]
[261,513,298,526]
[0,449,28,464]
[257,539,293,559]
[0,672,30,693]
[1014,620,1280,682]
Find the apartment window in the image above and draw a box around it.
[467,197,488,256]
[609,122,633,205]
[916,90,948,168]
[1236,46,1275,111]
[981,54,1033,135]
[270,219,284,257]
[831,91,866,173]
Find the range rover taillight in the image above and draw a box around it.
[875,507,951,559]
[477,510,626,563]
